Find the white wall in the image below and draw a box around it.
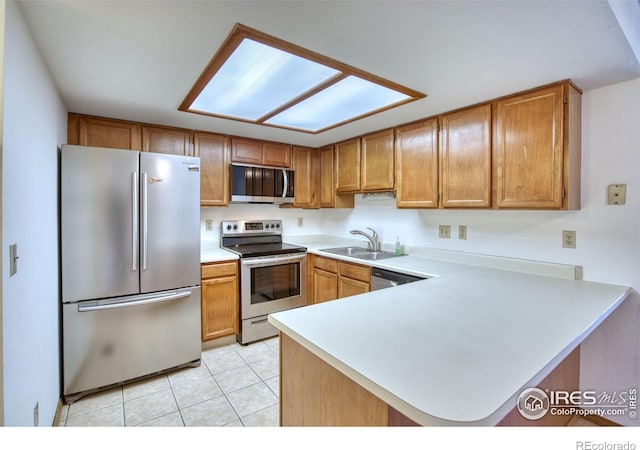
[201,77,640,426]
[2,1,67,426]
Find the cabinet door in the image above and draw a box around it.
[494,85,565,208]
[231,138,263,165]
[395,119,439,208]
[440,105,491,208]
[70,114,142,150]
[195,132,229,206]
[142,125,193,156]
[319,146,354,208]
[201,262,238,341]
[335,138,361,193]
[293,146,319,208]
[361,129,394,191]
[264,142,292,168]
[313,268,338,304]
[201,274,238,341]
[338,277,369,299]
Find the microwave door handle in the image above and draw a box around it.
[281,169,288,200]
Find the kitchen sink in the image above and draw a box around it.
[320,247,403,261]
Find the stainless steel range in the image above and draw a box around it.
[221,220,307,344]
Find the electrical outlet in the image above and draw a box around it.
[438,225,451,239]
[607,184,626,205]
[205,219,213,231]
[458,225,467,240]
[297,217,303,227]
[34,402,39,427]
[563,230,576,249]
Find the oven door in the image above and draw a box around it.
[240,253,307,321]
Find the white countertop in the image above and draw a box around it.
[269,239,631,426]
[200,241,238,263]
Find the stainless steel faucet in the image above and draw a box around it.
[350,227,380,251]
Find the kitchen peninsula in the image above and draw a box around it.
[269,243,631,426]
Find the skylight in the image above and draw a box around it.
[179,24,425,134]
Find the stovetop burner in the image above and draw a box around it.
[220,219,306,258]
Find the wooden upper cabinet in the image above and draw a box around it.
[319,146,354,209]
[292,146,320,208]
[335,138,361,193]
[194,132,229,206]
[395,118,439,208]
[264,142,292,167]
[231,137,291,167]
[142,125,193,156]
[440,104,492,208]
[319,146,335,207]
[361,129,395,192]
[494,82,581,209]
[68,114,142,150]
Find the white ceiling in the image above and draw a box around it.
[18,0,640,148]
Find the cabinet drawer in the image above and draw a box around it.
[338,262,370,283]
[313,256,338,273]
[201,261,238,279]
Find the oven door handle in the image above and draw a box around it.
[241,253,306,267]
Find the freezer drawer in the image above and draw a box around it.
[63,287,201,402]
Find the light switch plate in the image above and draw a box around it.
[458,225,467,240]
[9,243,18,276]
[205,219,213,231]
[607,184,626,205]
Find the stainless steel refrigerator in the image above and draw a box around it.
[61,144,201,403]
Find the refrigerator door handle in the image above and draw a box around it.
[77,291,192,312]
[131,172,139,271]
[141,172,148,271]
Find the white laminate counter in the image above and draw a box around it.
[269,241,631,426]
[200,241,238,263]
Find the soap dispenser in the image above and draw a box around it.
[395,236,401,256]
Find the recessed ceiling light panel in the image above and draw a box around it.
[179,24,425,134]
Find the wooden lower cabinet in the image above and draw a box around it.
[201,261,239,341]
[311,255,370,304]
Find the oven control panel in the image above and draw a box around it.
[221,220,282,236]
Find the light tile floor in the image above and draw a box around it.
[56,336,280,427]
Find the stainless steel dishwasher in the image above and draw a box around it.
[370,267,425,290]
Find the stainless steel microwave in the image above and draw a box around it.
[230,163,295,204]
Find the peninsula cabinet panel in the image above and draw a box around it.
[69,114,142,150]
[292,146,319,208]
[195,132,229,206]
[395,118,439,208]
[201,261,239,341]
[335,138,361,193]
[440,104,492,208]
[494,82,581,209]
[142,125,193,156]
[361,129,395,192]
